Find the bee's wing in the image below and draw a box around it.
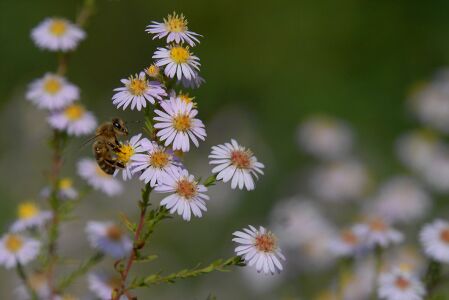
[80,134,101,150]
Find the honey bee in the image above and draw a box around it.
[92,118,129,175]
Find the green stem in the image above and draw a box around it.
[129,256,245,289]
[16,262,38,300]
[56,252,104,291]
[370,246,383,300]
[424,260,442,300]
[336,258,352,300]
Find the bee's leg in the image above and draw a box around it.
[105,158,125,169]
[107,142,121,153]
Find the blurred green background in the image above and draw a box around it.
[2,0,449,299]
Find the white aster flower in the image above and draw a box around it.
[112,72,166,110]
[154,97,206,152]
[11,202,52,232]
[146,12,201,46]
[328,225,368,257]
[48,104,97,136]
[209,139,264,191]
[378,268,425,300]
[309,160,369,203]
[31,18,85,52]
[88,273,125,300]
[153,44,200,81]
[233,225,285,275]
[154,169,209,221]
[86,221,132,259]
[131,140,181,187]
[297,116,353,160]
[41,177,79,201]
[422,150,449,192]
[370,177,431,224]
[420,219,449,263]
[355,218,403,249]
[77,158,123,197]
[112,133,146,181]
[26,73,79,110]
[0,233,40,269]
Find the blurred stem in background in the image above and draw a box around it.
[424,260,442,300]
[16,262,38,300]
[43,0,97,297]
[370,246,383,300]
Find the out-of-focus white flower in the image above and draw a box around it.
[153,44,200,81]
[112,134,147,181]
[86,221,132,259]
[41,177,79,201]
[309,160,369,203]
[384,246,426,275]
[26,73,79,110]
[420,219,449,263]
[422,150,449,192]
[355,218,403,249]
[396,130,442,172]
[31,18,85,52]
[154,169,208,221]
[11,202,52,233]
[16,271,51,300]
[146,12,201,47]
[233,225,285,274]
[328,225,368,257]
[153,97,206,152]
[88,273,126,300]
[209,139,264,191]
[48,104,97,136]
[77,158,123,197]
[297,116,353,160]
[370,177,431,224]
[112,72,166,110]
[0,233,40,269]
[343,258,376,300]
[131,141,181,187]
[409,71,449,133]
[378,268,425,300]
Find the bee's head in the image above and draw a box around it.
[111,118,128,136]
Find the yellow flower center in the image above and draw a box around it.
[145,65,160,77]
[64,104,85,121]
[172,114,191,132]
[176,179,197,199]
[170,46,190,64]
[394,276,410,290]
[106,225,123,241]
[5,234,24,253]
[254,232,276,253]
[59,178,73,190]
[43,78,62,94]
[440,228,449,244]
[230,150,252,169]
[49,19,68,36]
[150,150,170,168]
[18,202,40,220]
[116,144,134,164]
[127,77,147,96]
[28,272,47,291]
[165,13,187,32]
[179,93,195,105]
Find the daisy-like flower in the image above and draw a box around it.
[112,72,166,111]
[233,225,285,274]
[328,225,368,257]
[131,140,181,187]
[378,268,425,300]
[41,177,79,201]
[370,177,431,224]
[209,139,264,191]
[146,12,201,47]
[145,64,160,78]
[86,221,132,259]
[88,273,126,300]
[31,18,85,52]
[113,134,147,181]
[355,218,403,249]
[26,73,79,110]
[154,169,209,221]
[48,104,97,136]
[153,97,206,152]
[77,158,123,197]
[11,202,52,232]
[420,219,449,263]
[153,44,200,81]
[0,233,40,268]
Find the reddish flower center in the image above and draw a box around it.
[369,219,387,232]
[341,230,358,245]
[440,228,449,244]
[106,225,123,241]
[255,233,276,253]
[230,150,251,169]
[176,179,197,199]
[394,276,410,290]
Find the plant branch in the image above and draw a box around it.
[16,263,39,300]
